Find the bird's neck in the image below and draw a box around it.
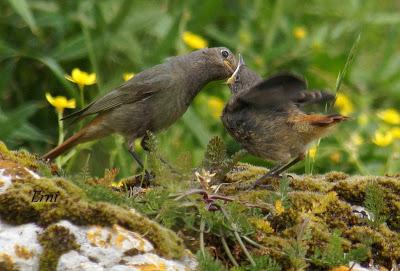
[174,53,223,98]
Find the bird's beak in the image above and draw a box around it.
[223,59,236,73]
[226,54,245,85]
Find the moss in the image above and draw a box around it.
[0,176,185,259]
[343,225,400,266]
[0,141,41,172]
[324,171,349,182]
[1,142,399,268]
[0,143,185,259]
[38,225,80,271]
[221,163,400,268]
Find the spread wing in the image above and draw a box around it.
[62,66,173,123]
[232,73,334,111]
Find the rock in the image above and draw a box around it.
[0,142,195,271]
[0,222,43,271]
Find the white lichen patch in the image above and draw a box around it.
[0,221,43,271]
[0,219,194,271]
[0,169,12,194]
[122,253,189,271]
[57,250,105,271]
[57,221,153,253]
[55,220,193,271]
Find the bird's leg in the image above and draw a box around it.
[270,154,304,176]
[252,154,304,189]
[141,135,181,175]
[127,140,153,181]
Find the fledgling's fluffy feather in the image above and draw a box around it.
[222,60,348,183]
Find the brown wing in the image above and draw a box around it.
[62,65,172,123]
[237,73,307,108]
[231,73,335,111]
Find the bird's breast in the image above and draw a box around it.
[149,91,192,131]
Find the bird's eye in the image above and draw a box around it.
[221,50,229,58]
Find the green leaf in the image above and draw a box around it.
[51,36,87,62]
[182,107,212,148]
[34,56,76,97]
[7,0,39,35]
[14,123,50,143]
[0,102,41,140]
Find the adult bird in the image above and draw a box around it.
[43,47,237,171]
[222,55,348,187]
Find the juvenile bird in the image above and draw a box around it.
[43,48,237,170]
[222,56,348,187]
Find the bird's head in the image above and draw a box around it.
[201,47,237,79]
[226,54,260,94]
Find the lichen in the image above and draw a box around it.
[0,141,186,260]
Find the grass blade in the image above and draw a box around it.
[334,33,361,94]
[7,0,39,35]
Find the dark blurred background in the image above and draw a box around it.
[1,0,400,177]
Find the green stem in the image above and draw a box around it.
[57,110,64,146]
[233,228,256,267]
[219,229,239,267]
[242,235,265,249]
[56,110,64,168]
[79,84,84,107]
[199,218,206,257]
[220,206,256,267]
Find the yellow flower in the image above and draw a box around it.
[373,131,393,147]
[207,96,224,119]
[65,68,96,88]
[308,145,318,159]
[274,200,285,215]
[182,31,208,49]
[293,26,307,40]
[377,108,400,125]
[45,93,76,113]
[330,266,350,271]
[334,93,353,115]
[123,72,135,81]
[389,127,400,139]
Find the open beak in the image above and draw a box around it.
[226,54,245,85]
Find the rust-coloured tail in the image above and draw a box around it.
[42,130,85,160]
[309,114,350,127]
